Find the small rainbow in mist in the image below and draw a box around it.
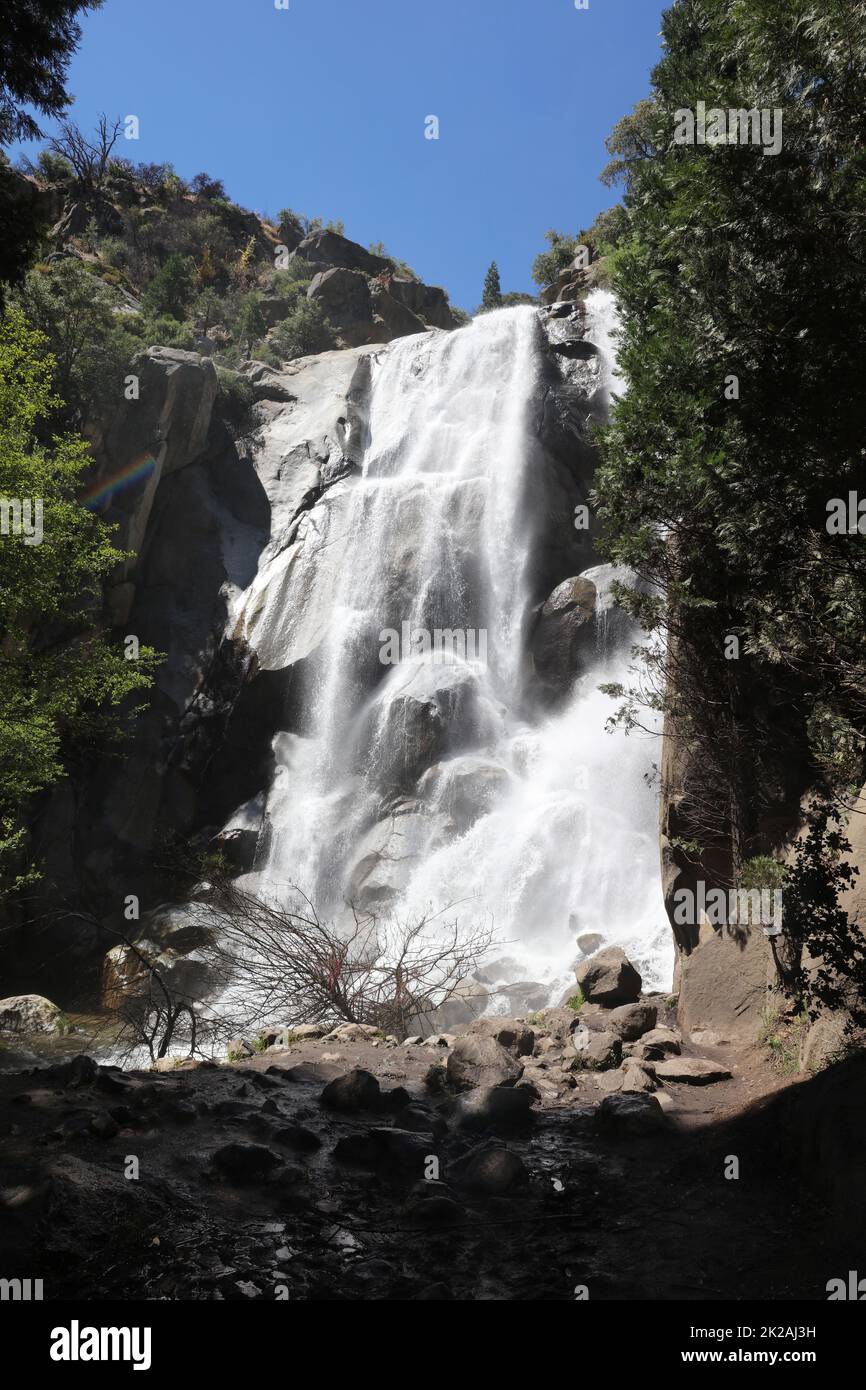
[79,454,157,510]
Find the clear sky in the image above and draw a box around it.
[12,0,667,310]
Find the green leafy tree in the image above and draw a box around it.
[594,0,866,885]
[531,231,580,290]
[500,291,538,308]
[192,287,223,336]
[270,299,335,360]
[0,2,104,295]
[481,261,502,310]
[141,252,196,320]
[234,291,267,357]
[0,309,159,893]
[13,259,137,426]
[781,798,863,1028]
[599,98,660,192]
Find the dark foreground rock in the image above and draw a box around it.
[0,1034,862,1302]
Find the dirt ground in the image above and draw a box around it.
[0,1020,861,1302]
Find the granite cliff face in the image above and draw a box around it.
[13,265,621,997]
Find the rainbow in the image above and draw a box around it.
[79,454,157,510]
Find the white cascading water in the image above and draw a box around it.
[242,290,674,1001]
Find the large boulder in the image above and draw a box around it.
[571,1026,622,1070]
[530,1007,580,1043]
[345,808,445,912]
[371,662,496,795]
[446,1035,524,1091]
[0,994,65,1036]
[451,1086,535,1132]
[369,282,427,339]
[294,229,392,278]
[320,1069,381,1112]
[575,947,642,1006]
[387,279,456,330]
[530,576,598,698]
[677,924,772,1044]
[652,1056,732,1085]
[466,1017,535,1057]
[453,1144,529,1194]
[211,1143,280,1184]
[418,755,511,833]
[307,267,380,347]
[100,911,220,1010]
[596,1092,668,1136]
[604,1001,658,1041]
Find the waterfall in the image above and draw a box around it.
[241,292,674,1003]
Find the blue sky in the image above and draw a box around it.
[12,0,666,310]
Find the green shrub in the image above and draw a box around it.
[270,299,335,360]
[142,252,196,320]
[215,366,256,435]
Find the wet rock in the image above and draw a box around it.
[451,1085,535,1133]
[320,1069,381,1112]
[596,1093,668,1136]
[407,1196,464,1228]
[381,1085,413,1112]
[467,1017,535,1057]
[332,1127,434,1176]
[414,1280,456,1298]
[332,1133,380,1167]
[575,947,642,1006]
[164,1099,198,1123]
[577,932,605,956]
[368,1127,435,1174]
[652,1057,732,1085]
[90,1113,119,1140]
[397,1105,447,1139]
[454,1144,529,1196]
[272,1123,321,1153]
[446,1036,524,1091]
[214,1099,255,1118]
[211,1143,281,1183]
[530,575,598,698]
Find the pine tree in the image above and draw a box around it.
[481,261,502,310]
[235,292,266,357]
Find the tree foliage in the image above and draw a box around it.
[481,261,502,310]
[0,310,159,892]
[0,1,103,145]
[594,0,866,884]
[13,258,137,425]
